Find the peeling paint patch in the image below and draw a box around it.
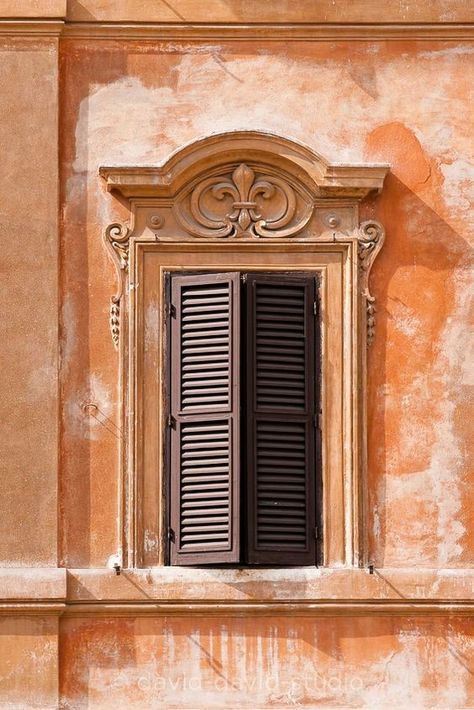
[388,297,424,338]
[58,617,474,708]
[419,46,474,58]
[144,529,159,553]
[381,258,472,566]
[70,46,474,185]
[440,158,474,222]
[443,267,474,387]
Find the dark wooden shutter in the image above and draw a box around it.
[245,273,318,564]
[169,273,240,565]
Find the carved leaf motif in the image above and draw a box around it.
[232,163,255,203]
[110,301,120,348]
[238,209,251,231]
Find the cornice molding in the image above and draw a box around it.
[0,602,66,615]
[101,163,388,201]
[62,600,474,617]
[100,131,389,201]
[62,22,474,41]
[0,600,472,617]
[2,17,473,40]
[0,19,65,36]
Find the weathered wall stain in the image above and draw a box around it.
[58,616,474,708]
[364,119,472,567]
[60,40,474,567]
[48,36,474,704]
[2,10,473,704]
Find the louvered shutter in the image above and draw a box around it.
[245,273,319,564]
[169,273,240,564]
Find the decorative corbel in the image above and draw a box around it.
[357,220,385,345]
[104,221,131,348]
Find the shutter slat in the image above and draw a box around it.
[170,273,240,565]
[246,273,319,565]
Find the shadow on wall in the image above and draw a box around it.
[362,121,473,566]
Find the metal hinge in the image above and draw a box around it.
[314,413,323,430]
[313,300,319,317]
[165,303,176,319]
[314,527,319,540]
[240,273,247,283]
[167,527,175,543]
[167,414,176,428]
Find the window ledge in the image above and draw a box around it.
[0,568,473,616]
[64,567,474,616]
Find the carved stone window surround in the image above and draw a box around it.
[100,131,389,570]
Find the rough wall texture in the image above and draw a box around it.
[60,39,474,569]
[59,616,474,708]
[1,3,473,707]
[0,37,59,567]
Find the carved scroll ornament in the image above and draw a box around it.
[174,163,313,239]
[357,220,385,345]
[104,216,386,349]
[104,221,131,349]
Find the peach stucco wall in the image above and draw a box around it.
[59,616,474,708]
[0,36,60,569]
[59,38,474,570]
[1,2,473,707]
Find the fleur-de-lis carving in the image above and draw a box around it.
[223,163,262,233]
[182,163,312,239]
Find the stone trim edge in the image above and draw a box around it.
[1,20,474,40]
[0,568,473,616]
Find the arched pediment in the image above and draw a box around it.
[100,129,388,201]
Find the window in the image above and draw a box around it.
[101,130,388,569]
[167,270,321,566]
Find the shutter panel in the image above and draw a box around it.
[169,273,240,565]
[245,273,318,565]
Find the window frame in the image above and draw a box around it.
[100,131,388,571]
[130,244,364,570]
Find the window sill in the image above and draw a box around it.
[66,567,473,616]
[0,568,473,616]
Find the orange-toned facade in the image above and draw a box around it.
[1,2,473,707]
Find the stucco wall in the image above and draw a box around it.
[1,3,473,707]
[59,616,473,707]
[0,36,59,568]
[59,37,474,570]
